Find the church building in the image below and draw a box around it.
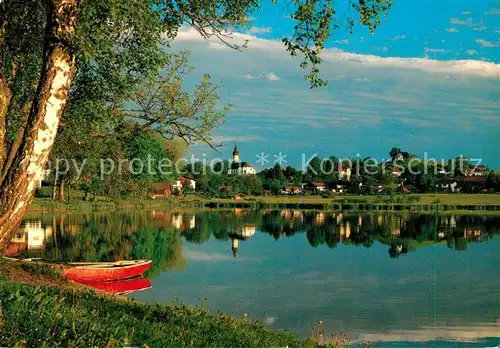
[227,143,256,175]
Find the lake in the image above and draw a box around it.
[9,209,500,347]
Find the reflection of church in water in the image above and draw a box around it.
[229,224,256,258]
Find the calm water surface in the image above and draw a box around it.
[11,210,500,347]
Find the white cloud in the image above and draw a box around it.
[265,72,280,81]
[391,35,406,41]
[381,46,389,52]
[446,28,459,33]
[495,29,500,34]
[398,117,437,128]
[243,73,256,79]
[335,39,349,45]
[263,316,278,325]
[328,74,346,81]
[353,77,371,82]
[450,17,473,26]
[465,49,479,55]
[175,28,500,78]
[211,135,265,144]
[424,48,449,54]
[473,26,488,32]
[485,8,500,15]
[248,26,272,34]
[461,11,472,15]
[476,39,500,48]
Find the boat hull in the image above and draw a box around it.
[63,260,152,282]
[75,278,152,295]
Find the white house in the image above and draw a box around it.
[172,177,196,192]
[338,166,351,181]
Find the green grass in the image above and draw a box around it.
[250,193,500,206]
[28,192,500,214]
[0,281,335,348]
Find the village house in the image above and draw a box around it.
[455,176,488,193]
[392,167,403,177]
[172,176,196,192]
[282,184,303,195]
[466,165,489,177]
[227,143,257,175]
[151,176,196,199]
[303,182,326,194]
[328,180,349,194]
[436,178,459,192]
[437,167,453,176]
[338,166,352,181]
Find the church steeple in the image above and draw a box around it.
[231,238,239,258]
[232,142,240,163]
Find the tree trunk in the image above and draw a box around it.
[0,102,31,184]
[0,0,78,251]
[52,175,58,200]
[58,177,65,201]
[67,181,71,203]
[0,78,11,170]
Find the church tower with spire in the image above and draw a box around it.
[227,142,256,175]
[232,142,240,163]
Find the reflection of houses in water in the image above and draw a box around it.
[151,211,195,232]
[391,218,401,236]
[339,221,351,241]
[6,221,53,256]
[377,215,383,226]
[336,213,343,225]
[450,215,456,228]
[464,226,484,240]
[5,230,27,257]
[25,221,53,250]
[441,215,458,230]
[229,224,256,257]
[172,214,183,230]
[188,215,196,230]
[234,208,248,217]
[171,213,196,232]
[280,209,303,222]
[314,212,325,225]
[151,210,171,228]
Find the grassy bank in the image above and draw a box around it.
[28,193,500,213]
[0,259,344,348]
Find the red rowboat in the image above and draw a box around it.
[63,260,152,282]
[74,278,152,295]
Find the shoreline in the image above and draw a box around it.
[27,194,500,214]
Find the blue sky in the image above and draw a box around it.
[171,0,500,169]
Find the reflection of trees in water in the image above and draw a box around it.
[209,211,500,254]
[19,212,185,278]
[183,210,499,256]
[14,211,500,272]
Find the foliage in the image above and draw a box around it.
[0,281,310,348]
[126,52,230,147]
